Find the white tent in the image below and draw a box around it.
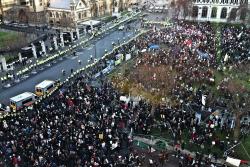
[80,20,101,26]
[226,157,241,167]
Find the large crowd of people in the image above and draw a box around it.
[0,20,249,167]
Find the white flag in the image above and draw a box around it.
[202,95,206,106]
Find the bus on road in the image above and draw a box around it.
[35,80,56,97]
[10,92,36,111]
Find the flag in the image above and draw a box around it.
[237,32,243,39]
[202,95,206,106]
[224,53,229,62]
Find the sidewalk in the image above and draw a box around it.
[134,135,226,165]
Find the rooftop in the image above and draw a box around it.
[10,92,35,102]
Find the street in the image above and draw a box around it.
[0,29,137,105]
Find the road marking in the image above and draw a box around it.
[71,56,78,60]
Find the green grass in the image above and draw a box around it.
[213,24,223,64]
[234,135,250,161]
[0,31,19,48]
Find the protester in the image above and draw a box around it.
[0,21,249,167]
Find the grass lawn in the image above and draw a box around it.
[234,135,250,161]
[0,31,19,50]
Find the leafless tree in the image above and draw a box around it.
[224,80,250,140]
[171,0,193,20]
[59,17,75,29]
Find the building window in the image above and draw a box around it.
[211,7,217,18]
[192,6,199,17]
[240,8,247,20]
[229,8,237,20]
[78,13,81,19]
[40,0,42,6]
[49,12,53,17]
[201,6,208,17]
[29,0,33,6]
[220,7,227,19]
[56,12,59,18]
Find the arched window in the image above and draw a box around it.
[229,8,237,20]
[49,12,53,17]
[192,6,199,17]
[220,7,227,19]
[211,7,217,18]
[240,8,247,20]
[202,6,208,17]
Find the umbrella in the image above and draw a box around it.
[149,44,160,49]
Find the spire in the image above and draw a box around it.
[70,0,76,5]
[70,0,77,10]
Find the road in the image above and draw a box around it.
[0,29,137,105]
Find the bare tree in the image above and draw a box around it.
[224,80,250,140]
[171,0,193,20]
[59,17,75,29]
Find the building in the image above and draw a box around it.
[47,0,113,28]
[0,0,16,20]
[191,0,250,23]
[47,0,132,28]
[2,0,49,25]
[1,0,132,27]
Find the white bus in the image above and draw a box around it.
[35,80,55,97]
[10,92,36,111]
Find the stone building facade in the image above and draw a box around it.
[191,0,250,23]
[2,0,48,25]
[1,0,132,27]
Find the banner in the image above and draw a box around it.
[99,133,103,140]
[115,54,123,60]
[202,95,206,106]
[102,65,114,74]
[195,112,201,125]
[115,59,122,66]
[226,157,241,167]
[120,96,130,104]
[94,72,101,78]
[106,60,114,66]
[125,54,131,61]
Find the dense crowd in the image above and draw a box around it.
[0,21,250,167]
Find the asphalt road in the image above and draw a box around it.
[0,29,137,105]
